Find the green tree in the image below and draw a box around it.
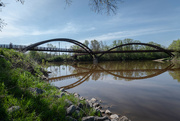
[90,40,100,51]
[169,39,180,51]
[70,45,81,50]
[84,40,89,47]
[113,40,118,47]
[47,43,56,48]
[169,39,180,58]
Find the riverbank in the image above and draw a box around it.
[0,48,130,121]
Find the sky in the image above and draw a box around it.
[0,0,180,48]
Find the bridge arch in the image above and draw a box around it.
[98,43,174,58]
[22,38,96,59]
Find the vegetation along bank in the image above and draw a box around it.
[0,48,131,121]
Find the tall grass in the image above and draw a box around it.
[0,48,95,121]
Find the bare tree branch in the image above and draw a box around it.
[0,19,7,31]
[0,0,23,31]
[65,0,72,6]
[0,0,122,31]
[89,0,122,15]
[16,0,24,4]
[0,2,5,7]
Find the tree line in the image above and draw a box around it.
[71,38,170,61]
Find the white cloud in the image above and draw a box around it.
[0,25,26,38]
[86,27,96,31]
[60,22,79,33]
[0,22,80,38]
[0,0,71,38]
[83,28,180,41]
[0,20,98,38]
[31,30,56,36]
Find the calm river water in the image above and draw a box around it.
[47,61,180,121]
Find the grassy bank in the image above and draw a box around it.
[0,48,98,121]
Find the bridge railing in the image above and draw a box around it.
[0,44,27,50]
[30,46,86,52]
[0,44,87,53]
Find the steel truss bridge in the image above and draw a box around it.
[0,38,178,62]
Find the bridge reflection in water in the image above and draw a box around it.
[47,61,180,121]
[48,62,177,90]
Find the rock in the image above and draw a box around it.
[66,105,76,115]
[54,95,61,98]
[75,110,80,118]
[41,75,48,80]
[79,96,85,100]
[65,99,73,106]
[110,114,119,119]
[100,109,105,113]
[97,106,102,109]
[95,108,102,117]
[65,92,70,95]
[82,116,95,121]
[76,107,86,116]
[8,106,20,113]
[29,87,44,94]
[88,101,93,107]
[54,92,65,98]
[78,103,83,109]
[95,116,109,121]
[0,55,5,58]
[66,116,77,121]
[76,107,81,111]
[60,92,65,97]
[111,119,118,121]
[119,116,131,121]
[105,109,112,115]
[90,98,97,103]
[74,93,80,98]
[93,103,100,108]
[95,107,102,114]
[60,88,65,92]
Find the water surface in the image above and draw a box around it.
[47,61,180,121]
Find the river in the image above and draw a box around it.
[47,61,180,121]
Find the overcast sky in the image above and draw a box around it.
[0,0,180,48]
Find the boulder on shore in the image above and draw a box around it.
[8,106,20,113]
[66,105,76,115]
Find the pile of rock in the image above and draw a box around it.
[84,97,130,121]
[22,87,131,121]
[60,88,131,121]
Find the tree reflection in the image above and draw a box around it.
[48,61,180,89]
[168,62,180,82]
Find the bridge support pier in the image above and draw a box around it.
[93,57,98,64]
